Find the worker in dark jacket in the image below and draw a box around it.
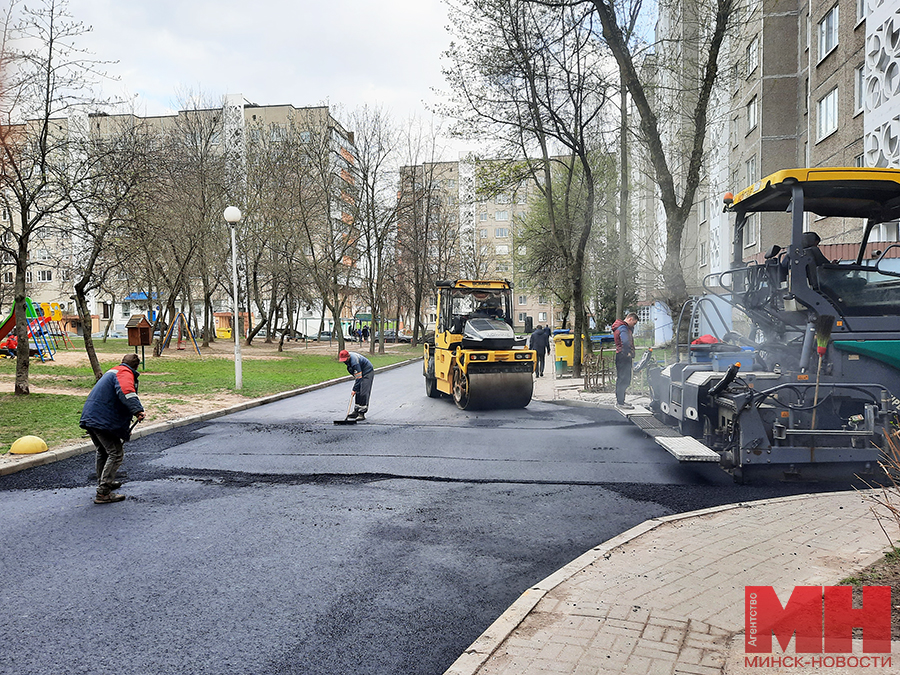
[339,349,374,420]
[80,353,145,504]
[612,313,639,408]
[529,325,551,377]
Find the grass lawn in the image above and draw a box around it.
[0,338,420,452]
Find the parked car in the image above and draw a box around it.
[398,331,412,343]
[375,330,398,343]
[91,331,126,339]
[314,331,333,341]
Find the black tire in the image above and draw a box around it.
[425,375,440,398]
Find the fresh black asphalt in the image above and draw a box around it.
[0,363,854,674]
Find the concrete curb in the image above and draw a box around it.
[442,491,862,675]
[0,357,420,476]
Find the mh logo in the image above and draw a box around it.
[745,586,891,654]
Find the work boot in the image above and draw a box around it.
[356,411,366,421]
[346,411,359,420]
[94,492,126,504]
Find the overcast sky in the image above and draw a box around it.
[64,0,459,148]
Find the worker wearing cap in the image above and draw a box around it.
[339,349,374,421]
[79,353,146,504]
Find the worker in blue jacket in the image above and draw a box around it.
[339,349,374,420]
[80,353,146,504]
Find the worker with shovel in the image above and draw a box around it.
[79,353,146,504]
[339,349,374,421]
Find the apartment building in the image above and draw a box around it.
[398,157,558,332]
[1,98,356,336]
[638,0,900,312]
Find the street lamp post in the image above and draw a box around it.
[224,206,243,390]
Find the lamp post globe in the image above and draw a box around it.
[224,206,241,224]
[224,206,243,390]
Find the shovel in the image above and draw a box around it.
[333,394,357,425]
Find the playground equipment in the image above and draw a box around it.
[160,312,201,356]
[0,299,56,361]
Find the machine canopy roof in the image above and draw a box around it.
[728,168,900,224]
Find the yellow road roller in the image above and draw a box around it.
[423,279,535,410]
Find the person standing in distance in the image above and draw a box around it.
[611,312,639,409]
[79,353,146,504]
[529,324,551,377]
[339,349,374,420]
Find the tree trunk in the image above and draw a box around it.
[73,283,103,381]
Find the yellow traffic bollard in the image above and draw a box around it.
[10,435,48,455]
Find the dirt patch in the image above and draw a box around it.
[840,548,900,639]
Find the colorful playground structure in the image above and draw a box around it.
[0,299,73,362]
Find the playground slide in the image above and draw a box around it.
[0,303,14,341]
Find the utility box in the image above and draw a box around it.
[126,315,152,347]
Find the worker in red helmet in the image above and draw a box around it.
[339,349,374,421]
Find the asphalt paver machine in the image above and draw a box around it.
[424,279,535,410]
[637,168,900,482]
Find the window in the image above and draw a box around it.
[495,194,510,204]
[539,295,548,304]
[746,155,757,185]
[479,212,487,221]
[746,37,759,76]
[479,229,488,239]
[871,222,900,242]
[495,227,509,238]
[855,64,865,114]
[37,269,52,282]
[699,197,708,223]
[700,241,708,267]
[495,211,509,221]
[855,153,865,167]
[818,6,839,61]
[2,271,12,284]
[857,0,868,24]
[746,96,758,131]
[102,302,111,319]
[25,270,32,283]
[743,213,758,248]
[518,295,528,305]
[496,244,509,255]
[817,87,839,140]
[538,312,547,322]
[518,312,527,323]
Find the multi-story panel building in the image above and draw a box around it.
[639,0,900,313]
[1,98,356,337]
[399,157,558,332]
